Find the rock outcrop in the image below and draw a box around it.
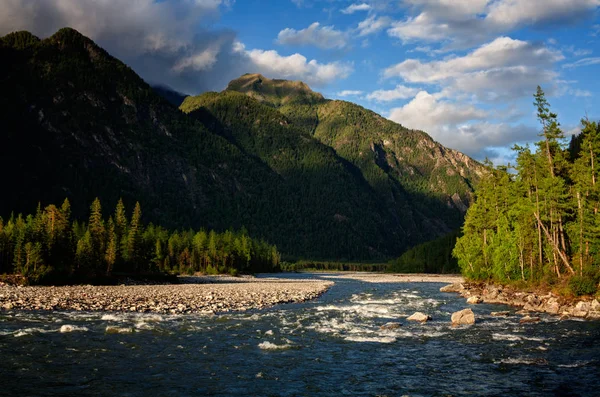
[441,282,600,320]
[380,322,402,330]
[440,283,464,293]
[519,316,541,324]
[467,296,482,304]
[407,312,431,322]
[451,308,475,325]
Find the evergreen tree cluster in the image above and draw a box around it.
[454,87,600,296]
[280,261,387,272]
[0,198,280,284]
[388,230,461,274]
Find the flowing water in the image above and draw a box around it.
[1,273,599,396]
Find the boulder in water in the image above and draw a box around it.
[407,312,431,322]
[543,297,560,315]
[380,322,402,330]
[440,283,463,293]
[519,315,540,324]
[491,311,510,317]
[451,308,475,325]
[573,301,590,318]
[467,296,482,304]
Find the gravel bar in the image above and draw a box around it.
[0,277,333,314]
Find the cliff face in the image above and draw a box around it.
[1,28,487,260]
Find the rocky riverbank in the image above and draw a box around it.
[0,277,333,314]
[441,282,600,320]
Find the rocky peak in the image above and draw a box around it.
[225,73,325,107]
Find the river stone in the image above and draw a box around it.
[407,312,431,322]
[543,297,560,315]
[440,283,463,293]
[589,299,600,319]
[491,311,510,317]
[467,296,482,304]
[519,316,541,324]
[573,301,590,317]
[380,322,402,330]
[451,308,475,325]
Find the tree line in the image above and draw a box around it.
[388,230,460,274]
[453,87,600,296]
[0,198,281,284]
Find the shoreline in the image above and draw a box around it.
[0,273,464,315]
[441,281,600,320]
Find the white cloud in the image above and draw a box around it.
[341,3,372,14]
[384,37,562,82]
[388,91,539,156]
[0,0,242,94]
[366,85,419,101]
[388,0,600,46]
[486,0,600,31]
[388,91,487,131]
[0,0,225,54]
[337,90,364,97]
[0,0,353,93]
[570,89,593,97]
[172,45,221,72]
[244,48,353,87]
[383,37,563,102]
[563,57,600,68]
[277,22,348,49]
[357,15,392,36]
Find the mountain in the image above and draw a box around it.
[0,29,486,261]
[182,74,486,254]
[152,85,188,107]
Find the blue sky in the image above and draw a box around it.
[2,0,599,163]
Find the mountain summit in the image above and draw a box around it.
[226,73,325,107]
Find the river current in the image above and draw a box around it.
[1,273,599,396]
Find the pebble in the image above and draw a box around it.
[0,277,333,315]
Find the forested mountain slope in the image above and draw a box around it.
[183,74,487,255]
[1,29,485,260]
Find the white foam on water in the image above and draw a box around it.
[139,314,164,323]
[59,324,89,333]
[492,333,546,342]
[492,333,522,342]
[258,341,294,350]
[101,314,125,322]
[13,327,57,337]
[105,326,134,334]
[420,331,448,338]
[316,304,396,318]
[558,360,592,368]
[134,322,154,330]
[344,335,397,343]
[496,357,547,365]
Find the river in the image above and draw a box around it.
[0,273,598,396]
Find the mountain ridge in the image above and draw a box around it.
[1,28,487,260]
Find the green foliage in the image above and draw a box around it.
[569,276,597,297]
[389,230,461,274]
[0,198,280,284]
[280,261,387,272]
[454,87,600,296]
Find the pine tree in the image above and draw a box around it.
[105,217,117,275]
[125,202,142,272]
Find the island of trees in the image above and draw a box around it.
[454,87,599,296]
[0,198,280,284]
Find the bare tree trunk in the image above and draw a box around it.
[533,211,575,275]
